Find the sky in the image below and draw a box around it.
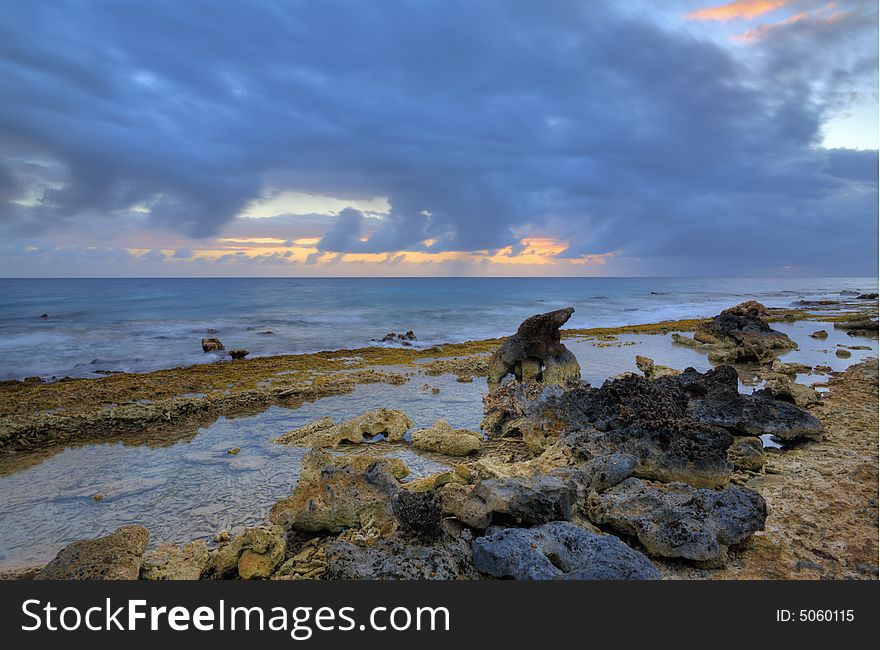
[0,0,877,277]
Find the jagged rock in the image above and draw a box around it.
[402,470,460,492]
[35,525,149,580]
[207,525,285,579]
[756,375,819,407]
[392,490,443,540]
[141,541,209,580]
[269,450,403,533]
[809,330,828,339]
[487,307,580,386]
[201,337,224,352]
[680,366,824,441]
[586,477,766,565]
[300,450,410,483]
[228,349,249,360]
[441,473,577,529]
[481,378,548,436]
[411,420,483,456]
[270,409,413,447]
[635,355,681,380]
[472,521,660,580]
[324,534,479,580]
[727,436,765,472]
[673,301,796,364]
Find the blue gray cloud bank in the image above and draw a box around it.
[0,0,877,275]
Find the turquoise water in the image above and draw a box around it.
[0,277,876,380]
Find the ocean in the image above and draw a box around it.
[0,276,876,380]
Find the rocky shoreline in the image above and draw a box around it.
[0,296,877,580]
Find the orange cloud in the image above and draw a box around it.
[730,3,842,41]
[687,0,788,21]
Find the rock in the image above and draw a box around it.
[269,450,403,533]
[141,541,209,580]
[411,420,483,456]
[441,473,577,529]
[810,330,829,339]
[402,471,459,492]
[456,374,474,383]
[727,436,765,471]
[675,301,796,364]
[270,409,413,447]
[856,293,878,300]
[472,521,660,580]
[681,366,824,441]
[834,319,879,330]
[769,359,812,375]
[324,534,479,580]
[35,525,149,580]
[300,450,410,483]
[757,375,819,407]
[229,349,249,360]
[207,525,285,579]
[392,489,443,540]
[487,307,580,386]
[635,355,680,380]
[227,447,241,455]
[586,477,766,565]
[836,349,852,359]
[39,313,48,319]
[201,337,224,352]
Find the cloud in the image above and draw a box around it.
[0,0,876,275]
[688,0,789,21]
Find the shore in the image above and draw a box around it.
[0,298,877,579]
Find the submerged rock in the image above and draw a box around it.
[35,525,149,580]
[201,337,224,352]
[586,477,766,565]
[673,301,796,364]
[207,525,285,579]
[411,420,483,456]
[472,521,660,580]
[142,541,209,580]
[487,307,580,386]
[270,409,413,448]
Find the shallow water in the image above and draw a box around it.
[0,324,875,568]
[0,276,875,380]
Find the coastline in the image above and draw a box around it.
[0,299,877,580]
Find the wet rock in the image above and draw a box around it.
[856,293,878,300]
[207,525,285,579]
[674,301,796,364]
[141,541,209,580]
[269,451,403,533]
[835,349,852,359]
[809,330,829,339]
[456,374,474,383]
[411,420,483,456]
[227,447,241,455]
[487,307,580,386]
[39,313,48,319]
[324,534,479,580]
[472,521,660,580]
[441,473,577,529]
[35,525,149,580]
[635,355,681,381]
[228,349,249,360]
[201,337,224,352]
[481,378,548,436]
[586,477,766,565]
[270,409,413,448]
[769,359,812,375]
[727,436,765,472]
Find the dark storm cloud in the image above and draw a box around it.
[0,0,876,272]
